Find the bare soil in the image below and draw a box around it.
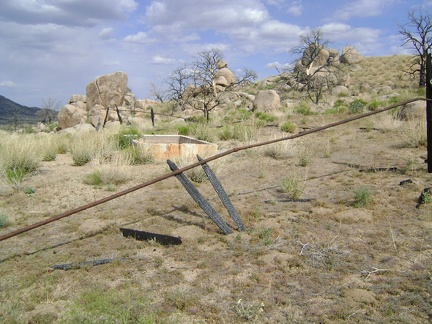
[0,113,431,323]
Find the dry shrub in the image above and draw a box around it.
[0,134,42,174]
[372,113,402,132]
[85,153,132,186]
[400,118,426,148]
[70,131,116,166]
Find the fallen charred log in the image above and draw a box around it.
[120,228,182,245]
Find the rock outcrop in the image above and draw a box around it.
[340,46,363,65]
[57,103,86,129]
[253,90,281,112]
[86,71,128,111]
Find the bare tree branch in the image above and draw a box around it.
[399,9,432,87]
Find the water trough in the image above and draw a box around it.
[133,135,218,161]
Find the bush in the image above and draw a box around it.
[294,102,315,115]
[349,99,368,114]
[367,99,385,111]
[219,126,233,140]
[353,187,370,207]
[280,121,297,133]
[255,112,277,122]
[83,167,130,187]
[279,178,303,200]
[123,146,154,165]
[114,127,141,150]
[177,125,190,136]
[0,213,10,229]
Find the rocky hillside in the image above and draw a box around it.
[0,95,41,125]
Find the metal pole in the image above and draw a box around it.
[426,52,432,173]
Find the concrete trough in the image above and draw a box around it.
[133,135,218,161]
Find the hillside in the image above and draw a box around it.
[0,95,42,125]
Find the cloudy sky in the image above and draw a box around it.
[0,0,430,107]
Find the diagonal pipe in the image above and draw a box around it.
[0,97,426,242]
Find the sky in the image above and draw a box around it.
[0,0,431,108]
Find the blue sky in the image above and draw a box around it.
[0,0,430,107]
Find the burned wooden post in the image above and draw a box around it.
[115,104,123,125]
[151,107,155,127]
[167,160,233,234]
[427,51,432,173]
[103,106,110,128]
[197,155,245,231]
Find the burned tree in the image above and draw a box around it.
[399,9,432,87]
[290,29,340,104]
[166,49,257,121]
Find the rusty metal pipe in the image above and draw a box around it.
[0,97,426,242]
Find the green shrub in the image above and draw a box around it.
[294,102,315,115]
[187,168,208,183]
[233,124,256,142]
[349,99,368,114]
[71,148,92,166]
[177,125,190,136]
[367,99,384,111]
[191,123,217,142]
[219,126,233,140]
[5,167,27,185]
[279,178,303,200]
[353,187,370,207]
[114,127,141,150]
[255,112,277,122]
[280,121,297,133]
[325,106,348,114]
[0,214,10,229]
[83,167,130,186]
[123,146,154,165]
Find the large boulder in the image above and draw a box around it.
[86,71,128,111]
[69,94,86,104]
[340,46,363,65]
[253,90,281,112]
[302,44,329,67]
[57,104,86,129]
[398,101,425,121]
[215,67,235,87]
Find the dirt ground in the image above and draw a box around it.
[0,113,431,323]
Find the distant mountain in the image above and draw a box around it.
[0,95,44,125]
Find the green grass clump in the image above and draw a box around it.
[294,102,315,115]
[280,121,297,133]
[349,99,368,114]
[123,146,154,165]
[353,187,371,207]
[83,167,130,187]
[64,287,156,323]
[219,126,233,140]
[367,99,385,111]
[255,112,277,122]
[0,213,10,229]
[114,126,141,150]
[177,125,191,136]
[279,177,303,200]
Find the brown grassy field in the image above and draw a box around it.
[0,56,431,323]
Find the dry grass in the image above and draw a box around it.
[0,55,431,323]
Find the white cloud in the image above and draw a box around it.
[0,0,138,27]
[99,27,114,39]
[0,81,16,87]
[124,31,153,43]
[334,0,397,20]
[151,55,176,64]
[288,1,303,16]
